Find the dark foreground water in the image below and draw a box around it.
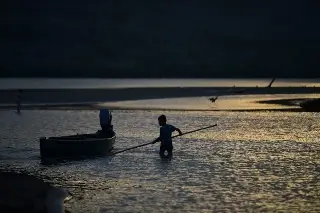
[0,110,320,212]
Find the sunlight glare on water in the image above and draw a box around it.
[98,93,320,111]
[0,110,320,212]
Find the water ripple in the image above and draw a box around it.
[0,110,320,212]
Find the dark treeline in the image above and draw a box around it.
[2,0,319,78]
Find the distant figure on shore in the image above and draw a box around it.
[16,89,23,114]
[152,115,182,160]
[98,109,114,137]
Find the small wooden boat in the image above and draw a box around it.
[39,132,116,159]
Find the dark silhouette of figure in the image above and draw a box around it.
[267,78,276,88]
[16,89,22,114]
[152,115,182,160]
[98,109,115,137]
[209,96,219,103]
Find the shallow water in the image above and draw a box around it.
[0,110,320,213]
[98,93,320,111]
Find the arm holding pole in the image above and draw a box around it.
[111,124,217,155]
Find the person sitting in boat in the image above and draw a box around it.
[99,109,114,137]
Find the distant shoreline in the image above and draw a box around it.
[1,78,320,90]
[0,87,319,112]
[1,87,320,103]
[0,104,304,112]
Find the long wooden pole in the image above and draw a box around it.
[110,124,217,155]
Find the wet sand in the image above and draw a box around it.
[0,87,319,112]
[1,87,320,104]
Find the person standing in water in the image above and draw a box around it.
[16,89,22,114]
[152,115,182,159]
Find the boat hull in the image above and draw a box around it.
[40,133,116,159]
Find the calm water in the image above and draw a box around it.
[1,78,320,89]
[98,93,320,111]
[1,110,320,212]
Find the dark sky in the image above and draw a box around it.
[2,0,320,78]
